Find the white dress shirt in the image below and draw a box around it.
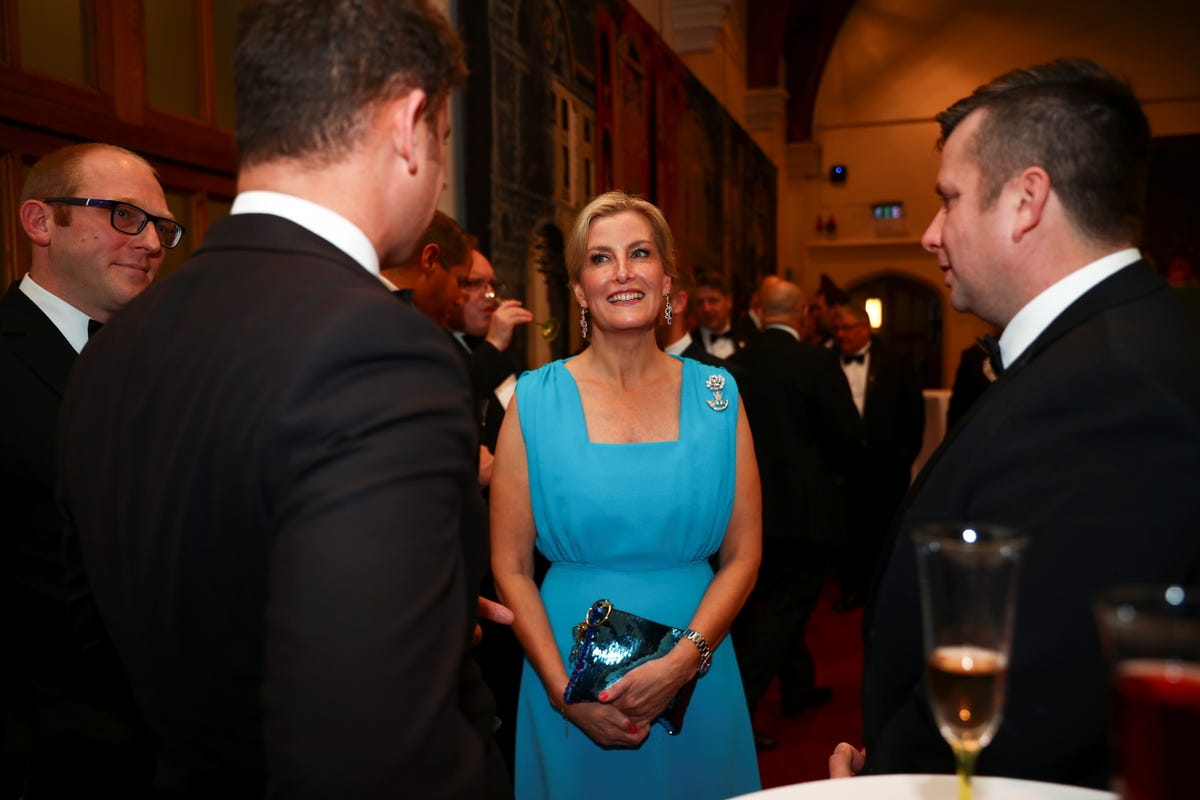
[18,273,91,354]
[840,345,870,417]
[699,325,736,359]
[231,190,381,280]
[998,248,1140,368]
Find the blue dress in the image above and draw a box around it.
[512,356,760,800]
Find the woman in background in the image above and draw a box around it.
[490,191,762,799]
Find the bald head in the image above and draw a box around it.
[761,279,806,320]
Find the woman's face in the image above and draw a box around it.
[573,210,670,336]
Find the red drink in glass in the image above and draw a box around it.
[1111,659,1200,800]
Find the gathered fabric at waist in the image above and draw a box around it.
[541,560,714,641]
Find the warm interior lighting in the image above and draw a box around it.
[865,298,883,329]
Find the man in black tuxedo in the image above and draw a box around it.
[831,59,1200,788]
[1,142,176,797]
[691,272,743,358]
[448,249,532,459]
[56,3,509,798]
[445,247,532,773]
[731,279,863,746]
[830,303,925,611]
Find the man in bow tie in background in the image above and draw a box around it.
[831,58,1200,789]
[730,279,862,750]
[1,142,177,796]
[689,272,741,359]
[829,303,925,613]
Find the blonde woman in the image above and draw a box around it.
[491,191,762,798]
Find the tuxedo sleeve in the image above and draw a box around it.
[259,300,495,799]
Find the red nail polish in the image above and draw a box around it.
[628,723,638,733]
[599,691,609,702]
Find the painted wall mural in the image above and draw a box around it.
[460,0,777,366]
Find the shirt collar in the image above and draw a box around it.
[231,191,380,279]
[999,248,1140,368]
[764,322,800,341]
[664,331,692,356]
[18,273,90,354]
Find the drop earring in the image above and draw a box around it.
[579,307,589,339]
[663,294,673,325]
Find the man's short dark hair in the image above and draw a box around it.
[936,58,1150,246]
[234,0,467,168]
[414,211,472,270]
[694,271,730,296]
[817,273,850,306]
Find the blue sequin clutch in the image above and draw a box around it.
[563,598,698,735]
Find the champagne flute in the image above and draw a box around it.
[914,523,1027,800]
[485,283,560,341]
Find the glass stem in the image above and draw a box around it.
[954,747,978,800]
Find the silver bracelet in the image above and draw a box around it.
[680,628,712,676]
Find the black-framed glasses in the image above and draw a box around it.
[44,197,185,249]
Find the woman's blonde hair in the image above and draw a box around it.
[564,191,677,285]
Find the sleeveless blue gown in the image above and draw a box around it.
[512,356,760,800]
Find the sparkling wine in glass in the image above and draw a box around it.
[485,283,560,341]
[914,523,1027,800]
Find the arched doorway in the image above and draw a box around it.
[846,272,943,388]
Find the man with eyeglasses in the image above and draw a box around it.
[0,141,177,796]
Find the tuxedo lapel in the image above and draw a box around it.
[0,283,76,398]
[1008,259,1161,373]
[903,260,1159,509]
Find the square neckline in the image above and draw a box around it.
[559,354,688,445]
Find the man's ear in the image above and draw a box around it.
[390,89,428,176]
[673,288,689,315]
[419,243,441,276]
[19,200,52,247]
[1011,166,1051,242]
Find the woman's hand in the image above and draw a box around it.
[563,701,650,748]
[597,647,697,728]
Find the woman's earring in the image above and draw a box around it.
[579,307,589,339]
[664,294,673,325]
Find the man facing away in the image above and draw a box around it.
[731,279,863,749]
[1,142,177,797]
[55,2,509,798]
[831,58,1200,789]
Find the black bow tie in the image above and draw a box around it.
[87,319,104,338]
[709,329,734,341]
[841,353,865,365]
[980,334,1004,376]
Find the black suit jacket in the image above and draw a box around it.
[851,337,925,532]
[1,283,79,701]
[733,328,863,544]
[862,261,1200,788]
[452,333,521,453]
[57,215,504,799]
[0,284,143,747]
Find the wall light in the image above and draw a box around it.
[865,298,883,329]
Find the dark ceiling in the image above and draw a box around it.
[745,0,856,142]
